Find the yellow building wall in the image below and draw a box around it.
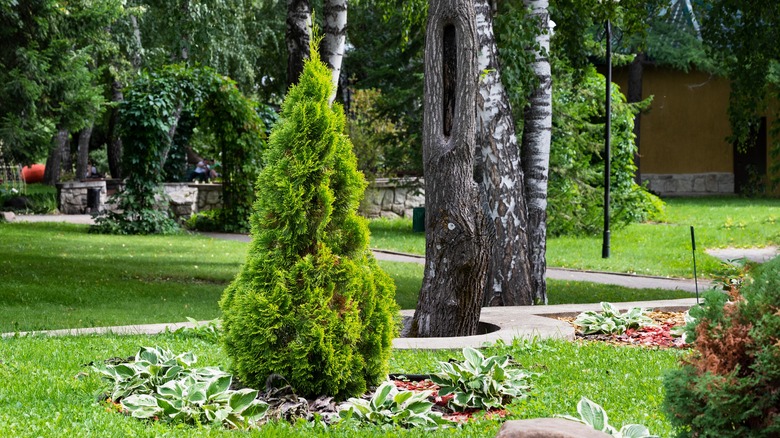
[613,67,733,174]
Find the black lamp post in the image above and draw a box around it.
[602,20,612,259]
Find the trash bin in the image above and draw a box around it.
[86,187,101,213]
[412,207,425,233]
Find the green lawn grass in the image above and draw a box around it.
[0,222,693,332]
[0,333,682,437]
[0,222,244,332]
[369,197,780,278]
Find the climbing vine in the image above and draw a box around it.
[91,64,265,235]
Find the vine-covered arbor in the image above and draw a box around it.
[93,65,265,234]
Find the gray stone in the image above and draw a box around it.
[692,175,706,192]
[495,418,611,438]
[718,173,734,194]
[379,210,401,219]
[704,174,718,192]
[1,211,15,222]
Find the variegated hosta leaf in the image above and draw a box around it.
[432,347,532,411]
[557,397,658,438]
[93,347,267,430]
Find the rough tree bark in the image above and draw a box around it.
[322,0,347,104]
[474,0,534,306]
[521,0,552,305]
[106,14,143,180]
[107,79,124,179]
[43,127,69,186]
[76,122,93,180]
[286,0,312,87]
[410,0,492,337]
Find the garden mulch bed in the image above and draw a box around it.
[391,378,508,423]
[557,311,689,349]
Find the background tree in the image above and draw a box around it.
[322,0,348,103]
[219,48,397,398]
[286,0,312,87]
[696,1,780,181]
[91,66,265,235]
[520,0,552,304]
[0,0,117,178]
[474,0,534,306]
[345,0,427,177]
[410,0,492,337]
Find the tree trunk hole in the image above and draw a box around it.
[442,24,457,137]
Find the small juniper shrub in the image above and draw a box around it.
[219,46,398,400]
[663,257,780,437]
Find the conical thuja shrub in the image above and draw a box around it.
[219,49,398,399]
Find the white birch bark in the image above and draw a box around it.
[322,0,347,104]
[475,0,534,306]
[522,0,552,304]
[286,0,312,87]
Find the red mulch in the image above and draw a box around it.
[559,311,689,349]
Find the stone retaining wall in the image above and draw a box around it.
[193,183,223,212]
[56,181,108,214]
[162,183,198,219]
[361,178,425,219]
[56,178,421,219]
[641,172,734,196]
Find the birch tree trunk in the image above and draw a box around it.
[76,122,93,180]
[521,0,552,305]
[286,0,312,87]
[322,0,347,104]
[410,0,492,337]
[475,0,533,306]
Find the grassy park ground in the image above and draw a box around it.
[0,196,776,436]
[370,197,780,278]
[0,221,696,333]
[0,333,683,437]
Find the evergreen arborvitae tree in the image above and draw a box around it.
[219,48,398,400]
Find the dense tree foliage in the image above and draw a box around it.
[91,65,265,234]
[0,0,120,166]
[548,65,663,236]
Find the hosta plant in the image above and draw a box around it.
[573,302,655,335]
[430,347,532,412]
[92,346,201,401]
[557,397,658,438]
[338,381,451,430]
[121,374,268,429]
[93,346,268,429]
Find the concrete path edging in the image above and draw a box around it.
[4,299,699,350]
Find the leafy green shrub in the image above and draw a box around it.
[573,302,655,335]
[183,209,223,232]
[0,183,56,214]
[338,381,450,430]
[219,47,399,400]
[558,396,658,438]
[430,347,531,412]
[93,346,267,429]
[92,64,264,235]
[547,66,664,237]
[663,258,780,437]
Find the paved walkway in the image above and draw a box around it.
[4,298,698,349]
[0,214,739,348]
